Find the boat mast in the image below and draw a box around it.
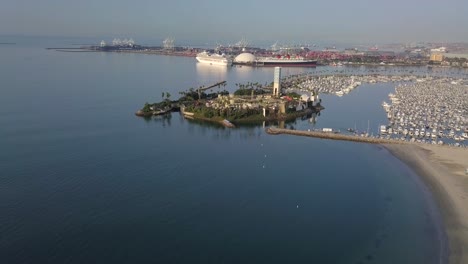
[367,120,370,136]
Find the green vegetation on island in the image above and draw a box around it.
[136,81,323,127]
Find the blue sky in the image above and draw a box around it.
[1,0,467,45]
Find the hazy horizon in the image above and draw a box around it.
[2,0,468,45]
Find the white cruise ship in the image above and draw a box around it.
[196,51,232,66]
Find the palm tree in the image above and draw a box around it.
[197,86,202,100]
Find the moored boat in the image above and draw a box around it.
[196,51,232,66]
[380,125,387,134]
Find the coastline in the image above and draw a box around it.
[384,144,468,264]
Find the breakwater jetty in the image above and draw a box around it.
[266,127,406,144]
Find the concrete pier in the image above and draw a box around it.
[266,127,407,144]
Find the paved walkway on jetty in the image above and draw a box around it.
[266,127,406,144]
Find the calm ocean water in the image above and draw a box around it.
[0,37,450,263]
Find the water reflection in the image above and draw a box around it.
[142,113,172,127]
[231,64,261,78]
[183,116,301,139]
[140,108,317,135]
[231,64,315,79]
[195,62,229,79]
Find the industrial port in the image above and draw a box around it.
[53,37,468,68]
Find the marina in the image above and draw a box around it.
[275,72,468,147]
[382,79,468,145]
[283,73,433,96]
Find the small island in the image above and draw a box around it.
[136,80,324,127]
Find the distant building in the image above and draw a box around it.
[430,47,447,53]
[322,47,339,52]
[343,48,359,55]
[430,53,444,62]
[379,51,396,57]
[364,51,381,57]
[111,38,135,47]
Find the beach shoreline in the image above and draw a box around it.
[384,144,468,264]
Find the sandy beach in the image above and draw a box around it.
[384,144,468,264]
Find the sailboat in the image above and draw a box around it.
[347,122,357,133]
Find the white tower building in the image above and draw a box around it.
[273,67,281,97]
